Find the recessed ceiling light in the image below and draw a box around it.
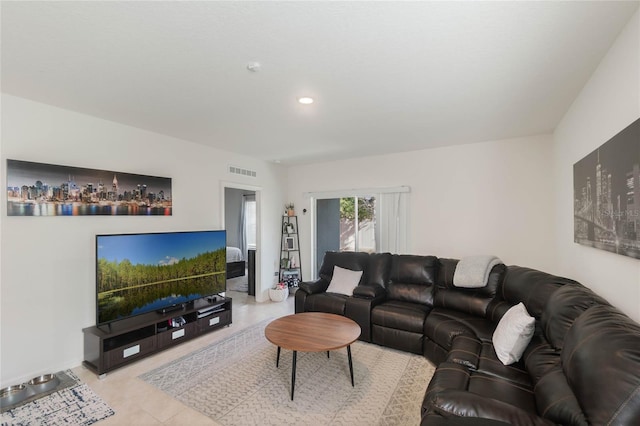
[246,62,261,72]
[298,97,314,105]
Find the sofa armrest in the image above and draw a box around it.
[345,289,387,342]
[298,278,329,295]
[429,390,553,426]
[447,335,481,370]
[353,283,386,299]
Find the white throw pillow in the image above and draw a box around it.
[492,302,535,365]
[326,266,363,296]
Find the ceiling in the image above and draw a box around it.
[2,1,638,165]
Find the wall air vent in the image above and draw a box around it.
[228,165,257,178]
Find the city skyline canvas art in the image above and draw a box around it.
[573,118,640,259]
[6,159,172,216]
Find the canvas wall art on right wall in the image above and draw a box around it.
[573,117,640,259]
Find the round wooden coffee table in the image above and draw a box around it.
[265,312,361,400]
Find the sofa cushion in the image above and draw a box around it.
[423,361,470,411]
[540,284,609,350]
[326,265,363,296]
[367,252,392,286]
[390,254,438,284]
[425,309,519,371]
[420,414,513,426]
[423,338,450,365]
[371,300,431,333]
[298,278,329,295]
[492,302,535,365]
[486,300,513,324]
[499,266,579,319]
[423,362,539,421]
[561,305,640,425]
[446,334,481,370]
[521,333,560,384]
[352,283,386,299]
[387,255,438,305]
[427,390,551,426]
[424,310,476,351]
[426,308,496,343]
[372,325,424,354]
[302,292,348,315]
[435,258,506,317]
[318,251,369,284]
[476,342,532,388]
[534,365,587,426]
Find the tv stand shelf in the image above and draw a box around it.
[83,297,232,376]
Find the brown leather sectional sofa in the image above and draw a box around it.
[294,251,640,425]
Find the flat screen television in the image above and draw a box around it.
[96,230,226,326]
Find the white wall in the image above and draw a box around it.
[287,134,556,278]
[0,94,287,385]
[553,10,640,322]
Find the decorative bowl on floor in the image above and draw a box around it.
[269,287,289,302]
[28,374,59,394]
[0,384,29,407]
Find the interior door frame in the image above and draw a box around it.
[221,181,262,297]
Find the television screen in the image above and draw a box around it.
[96,230,226,325]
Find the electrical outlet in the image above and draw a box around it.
[274,271,279,276]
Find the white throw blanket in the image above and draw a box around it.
[453,255,503,288]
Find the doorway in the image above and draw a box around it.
[224,186,258,304]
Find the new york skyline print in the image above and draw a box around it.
[6,159,172,216]
[573,118,640,259]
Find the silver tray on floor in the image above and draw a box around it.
[0,371,75,412]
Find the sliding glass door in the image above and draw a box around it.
[315,196,377,268]
[340,197,376,252]
[310,187,409,277]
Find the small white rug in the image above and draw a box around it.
[0,370,114,426]
[140,320,435,425]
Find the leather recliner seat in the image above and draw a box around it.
[295,251,391,341]
[370,255,438,354]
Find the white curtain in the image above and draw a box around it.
[239,197,246,258]
[376,192,408,254]
[241,194,256,260]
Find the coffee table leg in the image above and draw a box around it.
[276,346,281,368]
[291,351,297,400]
[347,345,354,387]
[327,351,330,359]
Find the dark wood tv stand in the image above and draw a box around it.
[82,296,232,377]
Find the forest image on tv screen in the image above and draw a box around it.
[96,231,226,325]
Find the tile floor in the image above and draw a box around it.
[73,290,294,425]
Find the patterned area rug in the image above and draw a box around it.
[1,370,114,426]
[140,319,435,425]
